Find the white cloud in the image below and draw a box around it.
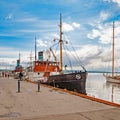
[72,22,80,28]
[52,33,59,40]
[63,23,74,32]
[88,11,110,32]
[63,22,80,32]
[0,47,18,57]
[87,21,120,44]
[99,11,110,21]
[104,0,120,6]
[5,13,13,20]
[113,0,120,6]
[75,44,111,70]
[78,45,103,59]
[85,20,120,70]
[0,46,32,69]
[87,29,101,39]
[96,11,110,24]
[78,45,106,70]
[37,39,48,47]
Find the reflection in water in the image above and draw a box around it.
[86,73,120,104]
[105,82,120,103]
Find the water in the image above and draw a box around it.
[86,73,120,104]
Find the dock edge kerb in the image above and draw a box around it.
[26,80,120,108]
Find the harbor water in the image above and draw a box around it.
[86,73,120,104]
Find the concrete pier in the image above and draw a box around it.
[0,77,120,120]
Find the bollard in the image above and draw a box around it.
[38,80,40,92]
[53,80,55,87]
[18,80,20,93]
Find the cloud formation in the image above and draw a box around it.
[1,0,120,71]
[63,22,80,32]
[104,0,120,6]
[5,13,13,20]
[87,21,120,44]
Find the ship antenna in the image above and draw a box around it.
[59,13,63,72]
[19,52,21,66]
[19,52,21,62]
[35,36,37,61]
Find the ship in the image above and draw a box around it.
[26,14,88,94]
[104,21,120,83]
[13,53,23,79]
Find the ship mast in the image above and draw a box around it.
[35,36,37,61]
[19,52,21,63]
[16,52,21,68]
[112,21,115,78]
[59,13,63,72]
[30,51,33,67]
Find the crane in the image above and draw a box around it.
[49,47,57,62]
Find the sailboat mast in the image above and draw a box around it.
[59,13,63,72]
[112,21,115,77]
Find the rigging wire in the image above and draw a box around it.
[49,38,86,72]
[49,41,59,62]
[50,41,59,48]
[62,42,73,72]
[69,41,86,71]
[54,42,59,55]
[62,31,86,71]
[64,44,81,69]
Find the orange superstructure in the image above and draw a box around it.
[34,61,60,73]
[13,67,23,72]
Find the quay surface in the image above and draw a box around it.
[0,77,120,120]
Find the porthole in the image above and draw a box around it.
[76,74,81,80]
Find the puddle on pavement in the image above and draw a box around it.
[0,112,21,118]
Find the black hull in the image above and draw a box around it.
[45,71,87,94]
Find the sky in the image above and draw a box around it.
[1,0,120,71]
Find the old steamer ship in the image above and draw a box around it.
[26,14,87,94]
[13,53,23,79]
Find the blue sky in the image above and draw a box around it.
[1,0,120,71]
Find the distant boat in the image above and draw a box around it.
[13,53,23,79]
[104,21,120,83]
[25,14,88,94]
